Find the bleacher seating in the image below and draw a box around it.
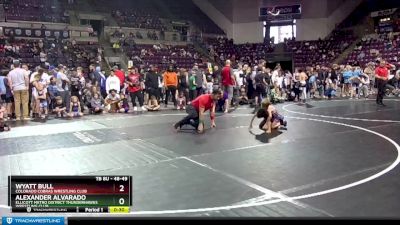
[206,37,274,65]
[88,0,224,34]
[3,0,69,23]
[344,33,400,67]
[287,30,356,68]
[0,37,99,72]
[123,44,204,70]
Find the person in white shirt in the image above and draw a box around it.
[30,68,50,86]
[271,64,281,84]
[234,65,244,88]
[7,60,30,120]
[106,70,121,94]
[275,72,284,89]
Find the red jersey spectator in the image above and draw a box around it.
[221,61,235,86]
[375,60,394,106]
[126,67,145,111]
[113,66,125,91]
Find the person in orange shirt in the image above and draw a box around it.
[163,65,178,108]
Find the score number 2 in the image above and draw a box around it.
[118,185,126,205]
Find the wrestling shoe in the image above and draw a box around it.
[173,123,181,131]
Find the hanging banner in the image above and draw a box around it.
[2,27,70,39]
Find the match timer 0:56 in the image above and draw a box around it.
[109,206,130,214]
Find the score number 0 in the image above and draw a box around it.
[119,185,125,205]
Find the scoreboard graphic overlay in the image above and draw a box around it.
[8,176,132,213]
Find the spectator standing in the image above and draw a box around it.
[233,65,244,105]
[364,62,375,94]
[0,73,7,102]
[96,66,107,98]
[55,65,71,113]
[106,70,121,94]
[253,67,268,108]
[126,66,146,111]
[212,65,221,90]
[145,65,161,106]
[89,64,101,87]
[163,65,178,108]
[7,60,30,120]
[245,67,254,101]
[178,69,189,104]
[1,71,15,120]
[189,72,197,101]
[221,60,236,113]
[375,60,393,106]
[113,66,126,92]
[70,68,85,112]
[192,64,206,98]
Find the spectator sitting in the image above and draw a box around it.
[146,95,161,111]
[271,82,285,103]
[53,96,66,118]
[105,89,124,113]
[68,96,83,118]
[177,92,186,110]
[90,92,104,114]
[120,93,130,113]
[237,86,249,105]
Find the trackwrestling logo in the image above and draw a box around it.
[2,217,64,225]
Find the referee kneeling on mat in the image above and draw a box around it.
[174,89,222,133]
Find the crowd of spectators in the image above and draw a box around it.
[0,37,102,74]
[2,49,399,132]
[286,30,356,68]
[345,32,400,68]
[0,57,222,131]
[123,44,204,71]
[112,10,165,30]
[206,37,275,67]
[205,59,399,114]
